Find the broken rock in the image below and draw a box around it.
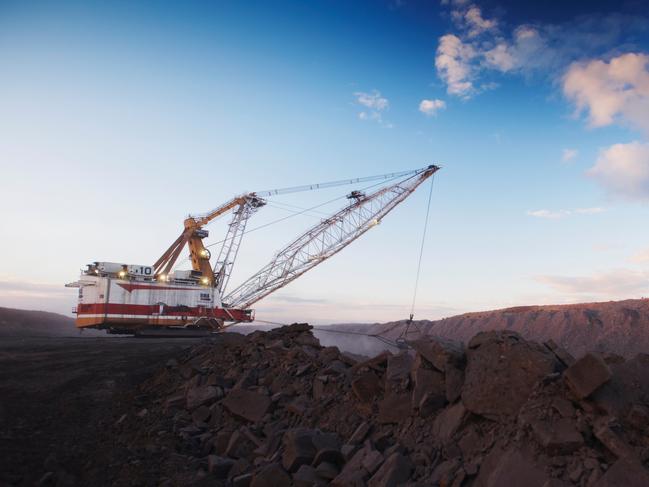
[351,371,383,403]
[432,402,467,444]
[367,452,412,487]
[564,353,611,399]
[462,331,557,420]
[530,417,584,455]
[186,384,218,410]
[408,336,464,372]
[222,389,271,423]
[282,428,318,472]
[250,463,291,487]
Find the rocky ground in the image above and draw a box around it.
[0,337,201,486]
[21,323,647,486]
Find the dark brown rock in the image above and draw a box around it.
[293,465,325,487]
[331,447,371,487]
[191,405,211,424]
[462,331,557,420]
[351,371,383,402]
[408,337,464,372]
[207,455,234,478]
[590,354,649,420]
[530,417,584,455]
[418,391,447,418]
[186,384,218,410]
[214,430,232,455]
[411,366,445,408]
[593,417,636,460]
[377,393,411,424]
[251,463,291,487]
[474,446,549,487]
[445,364,464,403]
[432,402,467,444]
[361,449,384,475]
[226,430,255,459]
[367,452,412,487]
[222,389,271,423]
[232,473,253,487]
[544,339,575,367]
[315,461,339,480]
[385,352,413,392]
[593,459,649,487]
[348,422,372,445]
[282,429,318,472]
[564,353,611,399]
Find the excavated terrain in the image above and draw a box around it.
[363,298,649,359]
[12,323,647,486]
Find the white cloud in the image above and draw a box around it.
[574,207,605,214]
[527,209,570,219]
[434,3,648,101]
[463,6,497,38]
[354,90,391,126]
[563,53,649,134]
[562,148,578,162]
[484,43,516,72]
[354,90,389,111]
[630,248,649,264]
[527,207,604,219]
[536,269,649,296]
[419,99,446,116]
[435,34,477,97]
[587,141,649,200]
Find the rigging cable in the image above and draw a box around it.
[400,172,436,340]
[171,172,409,270]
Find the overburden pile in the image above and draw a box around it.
[103,324,649,486]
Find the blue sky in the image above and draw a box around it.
[1,0,648,323]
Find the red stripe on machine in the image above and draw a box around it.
[76,303,251,321]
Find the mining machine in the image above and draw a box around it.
[67,165,439,335]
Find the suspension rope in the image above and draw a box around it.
[409,173,435,320]
[170,172,409,271]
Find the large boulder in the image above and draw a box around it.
[474,445,549,487]
[222,389,271,423]
[462,331,558,421]
[563,353,611,399]
[408,336,464,372]
[590,353,649,421]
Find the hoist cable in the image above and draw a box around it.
[409,173,436,320]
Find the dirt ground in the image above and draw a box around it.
[0,336,203,486]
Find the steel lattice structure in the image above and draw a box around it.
[213,195,265,294]
[224,165,439,309]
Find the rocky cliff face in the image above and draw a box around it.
[89,323,649,486]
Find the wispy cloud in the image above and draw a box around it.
[630,248,649,264]
[434,3,648,100]
[419,99,446,116]
[527,207,604,219]
[526,209,570,219]
[587,141,649,201]
[354,90,392,127]
[536,269,649,296]
[562,148,578,163]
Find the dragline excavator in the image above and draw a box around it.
[67,165,440,335]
